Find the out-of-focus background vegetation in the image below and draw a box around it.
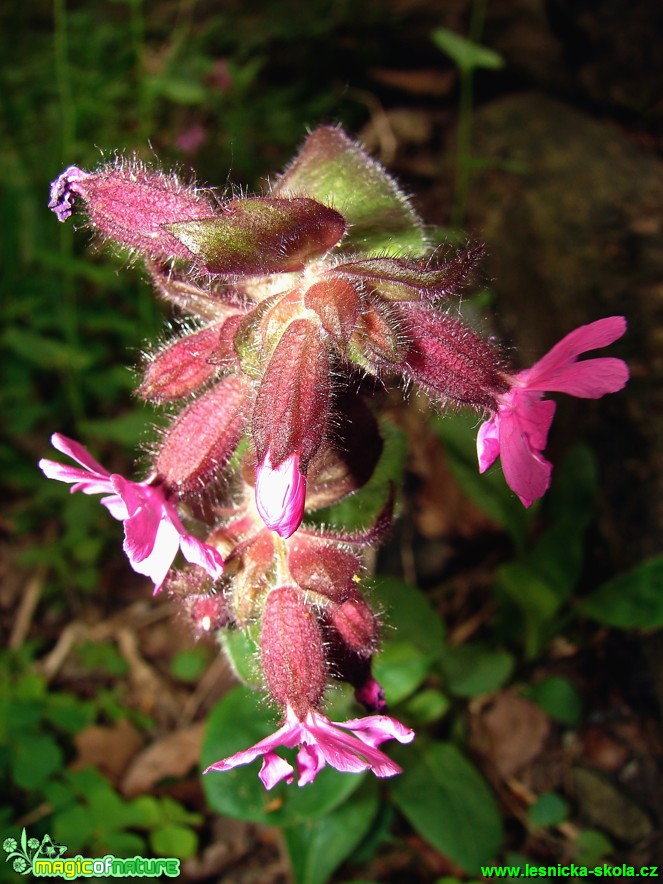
[1,0,662,881]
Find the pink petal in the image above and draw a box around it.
[307,713,404,778]
[259,752,294,789]
[38,458,112,493]
[340,715,415,749]
[50,433,112,478]
[120,492,162,564]
[255,451,307,539]
[296,743,326,786]
[476,417,500,473]
[126,518,180,590]
[204,717,302,775]
[526,357,629,398]
[178,533,225,581]
[520,317,627,391]
[100,494,129,520]
[498,408,552,507]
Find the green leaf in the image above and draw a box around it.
[496,562,561,658]
[219,625,263,689]
[12,734,63,790]
[202,687,363,825]
[573,829,613,865]
[432,29,505,74]
[390,742,502,872]
[373,640,432,704]
[170,647,210,683]
[402,688,450,725]
[527,676,582,726]
[273,127,428,258]
[282,779,379,884]
[439,644,514,698]
[528,792,569,827]
[577,555,663,628]
[150,825,198,859]
[433,412,531,548]
[371,576,445,652]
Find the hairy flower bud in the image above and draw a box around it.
[329,595,379,656]
[287,537,361,602]
[260,586,326,717]
[49,161,214,260]
[156,374,248,494]
[139,323,225,402]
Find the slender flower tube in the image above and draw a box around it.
[477,317,629,507]
[39,434,224,592]
[255,451,307,538]
[204,705,414,789]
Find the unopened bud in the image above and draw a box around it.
[139,323,225,402]
[156,374,248,494]
[330,596,379,656]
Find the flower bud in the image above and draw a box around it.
[260,586,326,717]
[255,451,306,539]
[156,374,248,494]
[49,161,214,260]
[287,536,361,602]
[329,595,379,656]
[139,323,225,403]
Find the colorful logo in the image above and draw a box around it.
[3,829,180,879]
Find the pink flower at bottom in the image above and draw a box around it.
[255,451,306,539]
[477,317,629,507]
[39,433,224,592]
[204,705,415,789]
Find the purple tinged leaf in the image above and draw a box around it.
[166,197,346,276]
[273,126,427,257]
[332,245,483,302]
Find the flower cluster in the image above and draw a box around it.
[42,127,628,786]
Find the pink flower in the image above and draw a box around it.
[39,434,224,592]
[477,317,629,507]
[204,705,414,789]
[255,451,306,539]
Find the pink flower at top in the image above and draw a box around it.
[39,433,224,592]
[477,317,629,507]
[205,705,414,789]
[255,451,306,539]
